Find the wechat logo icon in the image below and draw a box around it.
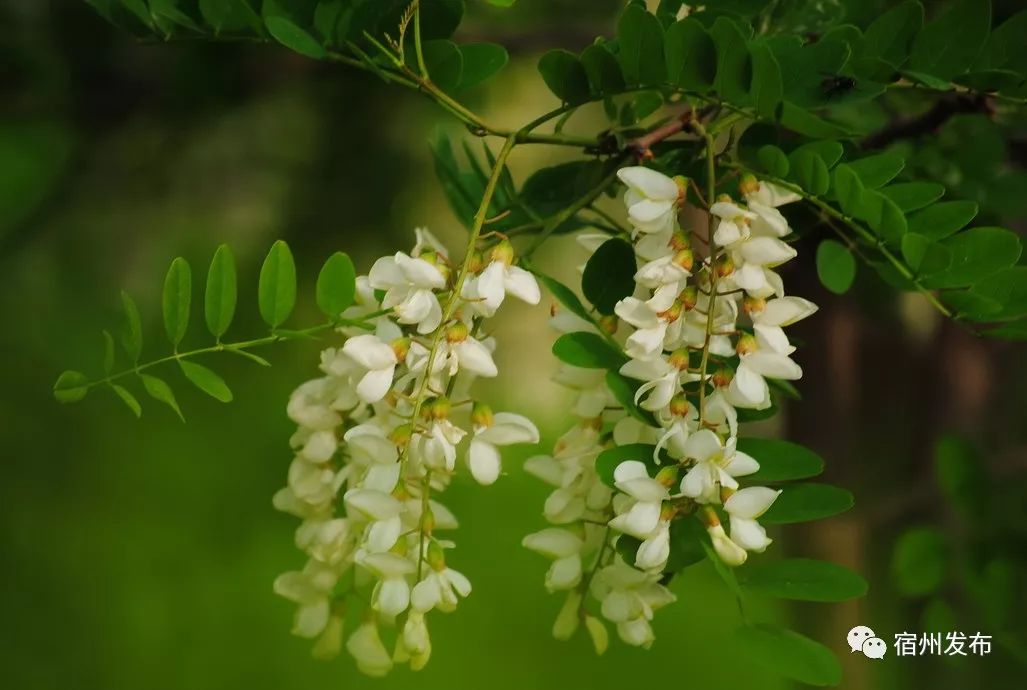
[848,626,887,659]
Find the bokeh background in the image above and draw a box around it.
[2,1,1026,689]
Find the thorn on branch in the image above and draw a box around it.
[626,107,696,160]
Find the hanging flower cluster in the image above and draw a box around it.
[273,229,541,675]
[524,167,817,651]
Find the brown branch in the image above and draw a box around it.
[626,107,696,160]
[860,94,992,150]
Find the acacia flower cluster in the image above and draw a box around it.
[524,166,817,651]
[273,229,540,675]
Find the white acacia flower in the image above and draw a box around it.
[707,523,748,566]
[295,517,351,565]
[368,252,445,334]
[287,456,338,506]
[608,461,672,571]
[635,254,690,311]
[748,296,818,355]
[553,365,613,418]
[273,559,339,638]
[346,620,393,677]
[341,334,398,403]
[592,560,676,648]
[398,610,431,670]
[344,489,403,552]
[361,551,416,618]
[343,424,399,467]
[620,355,695,412]
[724,486,781,553]
[614,297,679,361]
[311,614,344,660]
[411,567,472,613]
[679,430,759,503]
[287,378,344,430]
[469,412,540,485]
[522,528,584,591]
[711,199,757,247]
[412,420,467,473]
[727,340,803,410]
[443,329,497,378]
[464,260,540,316]
[618,167,681,235]
[746,180,801,208]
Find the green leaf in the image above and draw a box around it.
[162,257,192,348]
[739,559,868,602]
[985,319,1027,340]
[258,240,297,328]
[760,483,854,524]
[977,9,1027,72]
[316,251,357,319]
[954,69,1026,94]
[791,140,844,169]
[831,164,864,217]
[891,526,947,596]
[665,18,716,91]
[934,435,987,516]
[909,0,990,80]
[860,190,907,246]
[779,103,849,138]
[179,360,233,403]
[422,39,463,92]
[605,370,658,427]
[264,15,326,59]
[227,347,272,367]
[749,41,783,119]
[617,4,665,87]
[701,540,742,596]
[120,290,142,363]
[881,182,945,213]
[53,370,89,403]
[733,624,842,687]
[756,145,788,178]
[788,150,829,196]
[901,233,947,274]
[582,239,636,315]
[537,49,590,105]
[580,44,626,96]
[102,330,115,375]
[940,290,998,320]
[907,201,978,241]
[456,42,508,90]
[666,517,707,572]
[710,16,751,104]
[552,332,625,370]
[520,160,608,228]
[813,238,854,295]
[922,227,1022,289]
[737,438,825,482]
[110,383,142,417]
[204,244,237,339]
[595,443,657,488]
[900,69,953,91]
[139,374,183,421]
[970,267,1027,321]
[861,0,923,68]
[846,153,904,189]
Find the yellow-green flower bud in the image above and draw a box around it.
[655,465,679,487]
[739,173,760,196]
[490,239,515,266]
[445,321,469,343]
[422,396,451,421]
[679,285,698,311]
[670,228,691,252]
[389,423,413,448]
[668,348,689,370]
[736,332,757,356]
[715,255,735,278]
[673,248,694,272]
[390,337,410,361]
[669,394,690,417]
[599,315,619,335]
[471,401,494,428]
[742,296,766,315]
[427,540,446,571]
[711,368,734,387]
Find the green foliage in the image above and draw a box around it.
[537,50,590,106]
[204,244,238,339]
[815,239,857,295]
[582,239,635,315]
[595,443,658,488]
[162,257,192,348]
[891,526,947,596]
[737,438,825,482]
[551,332,625,370]
[315,252,357,319]
[258,240,297,328]
[738,559,868,602]
[733,624,842,687]
[760,483,854,524]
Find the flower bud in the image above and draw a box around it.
[389,423,413,448]
[715,255,735,278]
[584,615,609,655]
[655,465,679,487]
[390,337,410,361]
[490,239,515,266]
[467,251,485,274]
[471,401,494,428]
[711,368,734,388]
[599,315,619,335]
[708,523,747,567]
[720,486,736,504]
[552,591,582,640]
[679,285,698,311]
[742,296,766,315]
[668,348,689,370]
[739,173,760,196]
[673,248,694,272]
[670,228,691,251]
[445,321,469,344]
[669,394,690,417]
[673,174,688,199]
[427,540,446,571]
[716,193,733,204]
[422,396,451,421]
[421,505,436,535]
[736,332,757,356]
[660,503,678,522]
[657,300,683,323]
[311,614,344,660]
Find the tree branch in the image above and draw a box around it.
[860,94,992,150]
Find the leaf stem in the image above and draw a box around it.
[695,124,720,424]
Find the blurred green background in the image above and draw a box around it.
[2,1,1026,689]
